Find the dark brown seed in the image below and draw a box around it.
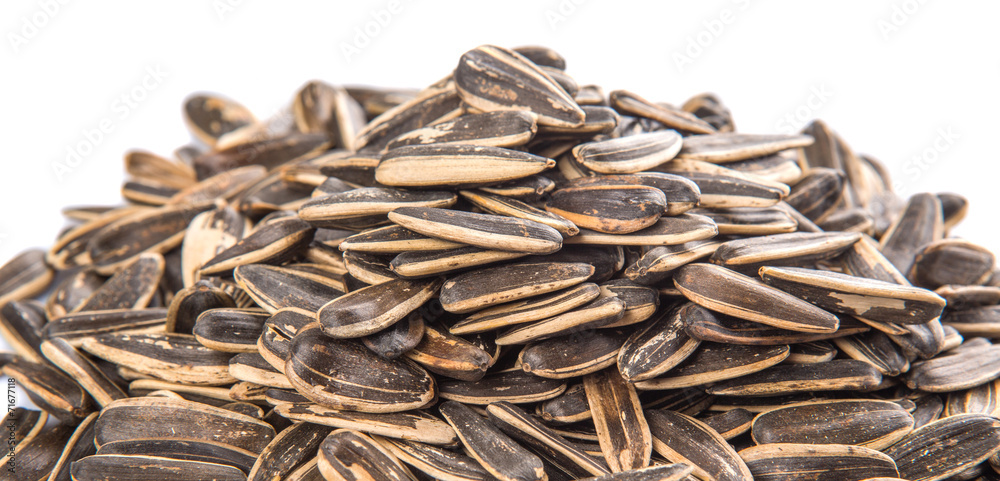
[73,454,250,481]
[406,324,493,381]
[879,192,944,276]
[94,438,257,475]
[624,240,724,285]
[740,443,900,481]
[45,308,168,346]
[496,296,625,345]
[610,90,715,134]
[181,206,248,287]
[487,401,611,478]
[667,170,786,209]
[709,232,861,274]
[573,130,683,174]
[440,261,594,314]
[77,252,164,312]
[584,368,652,473]
[343,251,398,285]
[40,337,127,408]
[319,277,442,339]
[942,306,1000,337]
[906,344,1000,392]
[390,247,528,279]
[317,429,418,481]
[677,133,813,163]
[440,400,547,481]
[479,174,556,202]
[599,280,659,328]
[547,183,666,234]
[785,167,845,222]
[692,207,798,236]
[389,207,563,255]
[0,300,45,362]
[759,266,946,325]
[354,84,463,152]
[2,356,93,423]
[95,396,276,453]
[518,329,627,379]
[461,189,579,236]
[229,352,293,388]
[438,370,566,404]
[362,312,426,360]
[45,269,104,319]
[234,264,345,314]
[46,412,99,481]
[617,306,701,382]
[339,225,465,253]
[387,110,537,149]
[841,234,912,285]
[299,188,457,229]
[199,216,315,276]
[707,360,882,396]
[569,172,702,216]
[910,238,995,289]
[124,149,197,190]
[193,308,269,353]
[537,384,591,424]
[833,330,909,376]
[884,414,1000,481]
[166,280,237,335]
[455,45,584,128]
[701,408,754,440]
[276,402,455,445]
[725,153,802,184]
[48,206,148,270]
[4,408,46,446]
[378,437,492,481]
[565,214,718,247]
[646,409,753,481]
[634,341,790,391]
[285,323,435,413]
[935,285,1000,310]
[377,144,556,188]
[183,93,255,146]
[192,133,330,179]
[293,80,366,151]
[674,263,841,333]
[681,303,866,346]
[751,399,914,450]
[87,202,214,275]
[572,464,694,481]
[82,332,235,385]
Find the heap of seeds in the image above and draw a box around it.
[3,44,999,481]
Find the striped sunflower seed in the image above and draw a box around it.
[439,261,593,314]
[546,183,666,234]
[677,133,813,163]
[440,400,548,481]
[739,443,900,481]
[377,144,556,188]
[389,207,563,255]
[883,413,1000,481]
[645,408,753,481]
[387,110,537,149]
[276,402,456,445]
[750,399,914,450]
[584,368,652,473]
[318,429,417,481]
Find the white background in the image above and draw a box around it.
[1,1,998,406]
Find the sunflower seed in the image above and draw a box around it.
[584,368,652,472]
[405,324,493,381]
[617,306,701,382]
[94,438,257,475]
[439,370,566,405]
[387,110,537,150]
[692,207,798,236]
[2,356,93,423]
[906,343,1000,392]
[440,261,593,314]
[674,263,841,333]
[910,238,995,288]
[634,341,790,391]
[199,216,315,276]
[677,133,812,163]
[82,332,235,385]
[537,384,592,424]
[440,400,547,481]
[547,183,667,234]
[784,167,845,222]
[192,134,330,179]
[751,399,914,450]
[390,246,529,278]
[610,90,715,135]
[377,144,556,188]
[759,266,945,325]
[378,437,491,481]
[487,401,611,478]
[624,240,724,285]
[389,207,563,255]
[77,252,164,312]
[95,396,275,453]
[518,329,627,379]
[276,402,455,445]
[40,337,127,408]
[234,264,345,314]
[700,408,753,440]
[565,214,718,247]
[496,296,625,345]
[45,308,168,346]
[681,302,865,345]
[884,414,1000,481]
[192,308,268,353]
[709,232,860,274]
[945,379,1000,417]
[455,45,584,128]
[319,277,442,339]
[879,192,944,276]
[461,189,579,236]
[293,81,366,151]
[707,359,882,396]
[740,443,900,481]
[646,408,753,481]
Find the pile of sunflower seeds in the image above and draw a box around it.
[3,44,999,481]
